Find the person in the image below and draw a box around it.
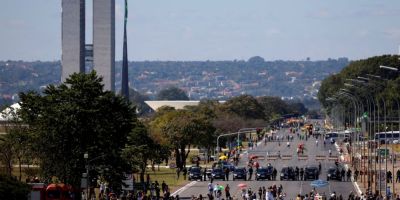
[329,149,332,156]
[203,167,208,181]
[341,168,346,181]
[176,168,181,180]
[300,168,304,181]
[318,162,321,173]
[347,169,352,182]
[354,169,359,181]
[387,170,393,183]
[396,169,400,183]
[273,168,277,180]
[162,181,167,193]
[278,151,281,159]
[225,184,230,200]
[316,140,319,146]
[182,167,187,180]
[287,141,290,148]
[208,183,214,196]
[258,187,262,199]
[248,166,253,181]
[224,167,230,181]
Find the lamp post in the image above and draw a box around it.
[84,153,89,200]
[83,153,106,200]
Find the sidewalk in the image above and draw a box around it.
[337,142,400,197]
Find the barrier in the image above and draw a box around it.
[281,155,292,160]
[327,156,339,160]
[298,155,308,160]
[315,155,326,160]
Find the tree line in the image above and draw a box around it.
[0,71,308,198]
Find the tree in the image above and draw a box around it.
[0,174,30,200]
[257,96,290,121]
[150,109,215,169]
[221,95,265,120]
[157,86,189,100]
[18,71,136,192]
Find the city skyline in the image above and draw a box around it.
[1,0,400,61]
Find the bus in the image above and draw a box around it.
[374,131,400,144]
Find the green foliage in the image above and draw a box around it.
[18,71,136,191]
[318,55,400,111]
[222,95,265,120]
[156,86,189,100]
[0,174,30,200]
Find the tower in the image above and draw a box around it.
[93,0,115,91]
[61,0,85,82]
[121,0,129,99]
[61,0,115,91]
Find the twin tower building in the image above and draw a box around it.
[62,0,115,91]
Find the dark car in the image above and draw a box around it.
[280,167,296,181]
[304,166,319,180]
[211,168,225,180]
[327,167,341,181]
[232,167,247,181]
[188,167,202,181]
[223,163,235,171]
[256,166,274,180]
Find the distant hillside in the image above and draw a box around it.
[0,57,348,108]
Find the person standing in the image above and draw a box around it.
[396,169,400,183]
[225,184,231,200]
[248,166,253,181]
[224,167,230,181]
[203,167,208,181]
[182,167,187,180]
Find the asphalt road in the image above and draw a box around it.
[175,126,356,199]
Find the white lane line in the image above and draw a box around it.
[171,181,197,196]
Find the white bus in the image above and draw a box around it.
[374,131,400,144]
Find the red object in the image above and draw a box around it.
[237,183,247,188]
[45,183,75,200]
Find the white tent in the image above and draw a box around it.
[0,103,20,121]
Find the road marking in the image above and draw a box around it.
[171,181,197,196]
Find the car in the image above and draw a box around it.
[223,163,235,171]
[232,167,247,181]
[280,167,296,181]
[188,167,202,181]
[326,167,341,181]
[256,166,274,180]
[211,168,225,180]
[304,166,319,180]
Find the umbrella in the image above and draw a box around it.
[310,180,329,188]
[237,183,247,188]
[218,185,224,190]
[249,155,258,159]
[219,155,228,160]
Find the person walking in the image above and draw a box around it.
[224,167,230,181]
[225,184,230,200]
[203,167,208,181]
[182,167,187,180]
[396,169,400,183]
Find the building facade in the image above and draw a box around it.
[61,0,86,82]
[61,0,115,91]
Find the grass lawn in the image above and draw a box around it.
[141,167,189,192]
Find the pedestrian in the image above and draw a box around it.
[203,167,207,181]
[176,168,180,180]
[396,169,400,183]
[387,170,393,183]
[341,168,345,181]
[354,169,359,181]
[224,167,229,181]
[161,181,167,194]
[300,168,304,181]
[182,167,187,180]
[248,166,253,181]
[225,184,230,200]
[347,169,352,182]
[273,168,277,180]
[208,183,214,197]
[258,187,262,199]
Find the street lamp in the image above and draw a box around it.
[84,153,89,200]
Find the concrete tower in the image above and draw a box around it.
[61,0,85,82]
[93,0,115,91]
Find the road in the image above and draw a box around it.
[175,127,357,199]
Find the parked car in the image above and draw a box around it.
[233,167,247,181]
[304,166,319,180]
[327,167,341,181]
[256,166,274,180]
[188,167,202,181]
[211,168,225,180]
[280,167,296,181]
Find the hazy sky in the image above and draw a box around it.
[1,0,400,61]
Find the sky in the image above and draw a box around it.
[1,0,400,61]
